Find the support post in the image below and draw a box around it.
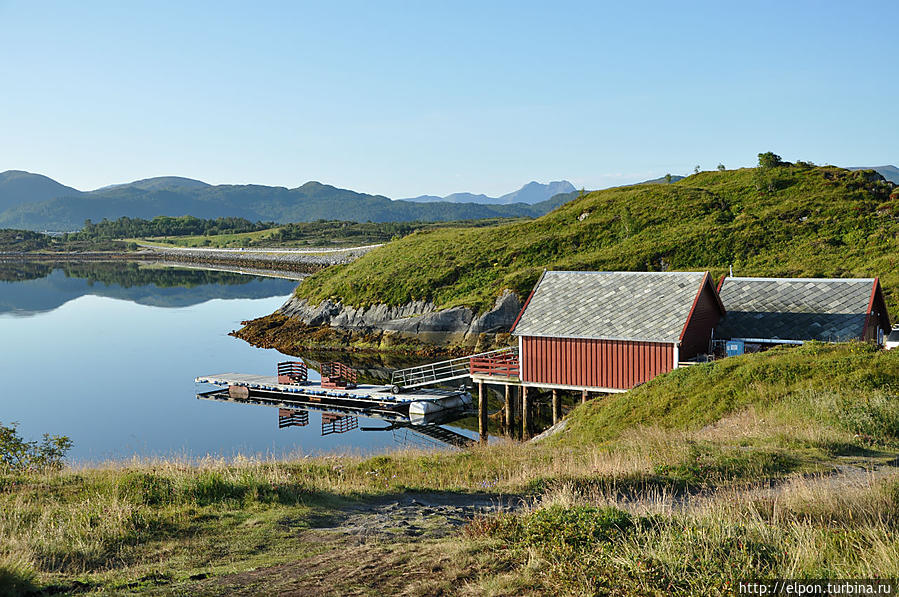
[478,381,488,444]
[521,386,530,439]
[552,389,561,425]
[581,389,588,404]
[504,385,513,435]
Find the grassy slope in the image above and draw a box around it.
[294,166,899,314]
[3,344,899,594]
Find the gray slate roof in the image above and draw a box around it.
[512,271,709,342]
[716,277,875,342]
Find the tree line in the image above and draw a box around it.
[65,216,275,240]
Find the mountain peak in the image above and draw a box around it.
[848,165,899,184]
[497,180,576,205]
[0,170,83,213]
[401,180,575,205]
[98,176,211,193]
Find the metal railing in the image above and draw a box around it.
[390,347,518,390]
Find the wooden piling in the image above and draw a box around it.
[581,389,588,404]
[478,381,488,444]
[504,385,513,435]
[521,386,530,439]
[552,389,561,425]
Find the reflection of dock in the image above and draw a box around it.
[361,422,475,448]
[198,388,476,449]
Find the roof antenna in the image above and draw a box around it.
[729,264,733,277]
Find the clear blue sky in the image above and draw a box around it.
[0,0,895,197]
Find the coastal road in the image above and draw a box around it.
[136,242,382,267]
[136,242,384,254]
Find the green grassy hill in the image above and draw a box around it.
[295,165,899,315]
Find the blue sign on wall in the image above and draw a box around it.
[726,340,745,357]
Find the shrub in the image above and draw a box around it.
[474,505,634,551]
[758,151,784,168]
[0,422,71,473]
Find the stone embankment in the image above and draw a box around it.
[277,290,523,345]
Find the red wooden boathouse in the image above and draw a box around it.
[509,271,725,392]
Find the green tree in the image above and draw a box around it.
[717,163,726,171]
[664,173,672,184]
[758,152,783,169]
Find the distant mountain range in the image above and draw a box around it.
[402,180,576,205]
[0,170,84,213]
[1,165,893,232]
[0,172,578,231]
[848,165,899,184]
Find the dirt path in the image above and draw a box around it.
[309,492,527,543]
[177,460,899,596]
[179,492,525,596]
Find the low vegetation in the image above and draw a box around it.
[464,477,899,594]
[66,216,275,241]
[2,344,898,594]
[134,217,523,249]
[0,228,135,253]
[292,164,899,314]
[2,216,526,253]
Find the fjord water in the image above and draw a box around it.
[0,263,474,462]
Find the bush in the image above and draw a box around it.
[475,505,634,551]
[0,422,71,473]
[758,151,784,168]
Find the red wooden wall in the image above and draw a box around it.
[680,283,723,359]
[521,336,674,390]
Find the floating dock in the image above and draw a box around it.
[195,372,473,424]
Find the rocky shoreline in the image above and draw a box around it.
[235,290,523,357]
[277,290,522,342]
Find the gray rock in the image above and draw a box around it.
[277,290,523,342]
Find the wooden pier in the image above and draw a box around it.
[195,371,473,424]
[197,349,601,447]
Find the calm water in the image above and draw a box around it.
[0,262,476,462]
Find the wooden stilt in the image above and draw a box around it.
[504,385,512,435]
[521,386,530,439]
[478,381,488,444]
[552,389,561,425]
[581,389,588,404]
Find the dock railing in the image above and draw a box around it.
[321,362,358,389]
[390,346,518,390]
[277,361,308,385]
[470,348,520,378]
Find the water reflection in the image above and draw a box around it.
[277,405,474,449]
[0,261,300,316]
[0,262,480,460]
